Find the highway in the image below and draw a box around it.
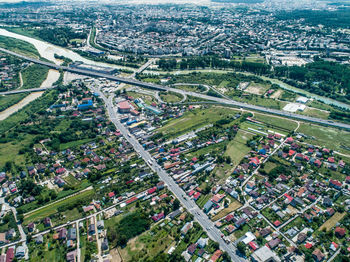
[1,47,350,131]
[92,88,246,262]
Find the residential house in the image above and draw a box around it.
[312,249,325,262]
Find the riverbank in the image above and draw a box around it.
[0,28,136,72]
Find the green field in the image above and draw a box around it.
[0,35,40,58]
[225,130,254,165]
[301,107,330,119]
[59,138,94,151]
[298,123,350,154]
[262,161,278,173]
[197,194,212,208]
[0,134,34,168]
[24,189,94,224]
[253,113,298,132]
[157,106,239,138]
[21,64,49,90]
[159,91,184,103]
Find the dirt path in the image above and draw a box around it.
[109,248,123,262]
[18,71,23,89]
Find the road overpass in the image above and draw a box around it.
[0,86,54,95]
[1,47,350,131]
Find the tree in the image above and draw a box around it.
[237,242,246,255]
[173,199,180,210]
[222,251,230,261]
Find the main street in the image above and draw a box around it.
[1,47,350,131]
[91,87,246,262]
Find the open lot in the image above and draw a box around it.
[119,228,173,262]
[298,123,350,154]
[157,106,237,138]
[211,200,242,221]
[319,212,346,231]
[245,83,268,95]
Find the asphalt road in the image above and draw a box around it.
[1,47,349,131]
[93,89,246,262]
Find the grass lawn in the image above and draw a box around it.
[281,216,304,232]
[298,123,350,154]
[262,161,277,173]
[63,174,80,187]
[173,84,207,93]
[28,236,67,262]
[126,91,157,105]
[59,138,94,150]
[60,208,81,223]
[80,234,87,262]
[187,141,227,160]
[105,213,124,231]
[24,189,94,224]
[197,194,212,209]
[211,200,242,221]
[225,130,253,165]
[234,224,251,239]
[319,212,346,231]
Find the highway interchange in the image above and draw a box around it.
[0,47,350,131]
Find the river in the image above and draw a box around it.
[0,28,135,71]
[0,69,60,121]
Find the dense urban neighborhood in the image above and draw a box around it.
[0,1,349,262]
